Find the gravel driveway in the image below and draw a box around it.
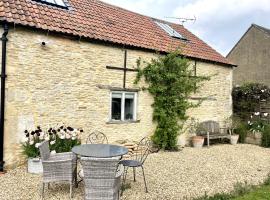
[1,144,270,200]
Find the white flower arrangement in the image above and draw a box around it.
[22,125,83,158]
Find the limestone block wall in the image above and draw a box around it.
[2,27,232,168]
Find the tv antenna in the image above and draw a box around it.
[165,16,196,25]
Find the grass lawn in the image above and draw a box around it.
[233,185,270,200]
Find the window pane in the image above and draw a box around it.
[125,94,134,120]
[54,0,66,6]
[111,93,122,120]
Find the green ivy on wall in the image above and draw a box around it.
[135,51,210,150]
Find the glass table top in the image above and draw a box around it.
[72,144,128,158]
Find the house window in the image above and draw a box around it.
[32,0,68,9]
[111,92,137,121]
[155,21,186,40]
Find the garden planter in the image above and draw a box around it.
[230,135,239,145]
[192,136,204,148]
[245,131,262,145]
[27,158,43,174]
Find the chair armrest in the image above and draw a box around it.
[115,164,124,178]
[50,152,76,160]
[42,159,74,173]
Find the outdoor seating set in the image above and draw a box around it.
[38,131,151,200]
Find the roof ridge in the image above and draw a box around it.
[97,0,184,27]
[252,23,270,35]
[0,0,233,66]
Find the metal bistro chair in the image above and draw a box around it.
[81,157,123,200]
[38,141,77,199]
[119,137,152,195]
[86,131,108,144]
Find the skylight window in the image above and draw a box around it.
[155,21,185,40]
[33,0,68,9]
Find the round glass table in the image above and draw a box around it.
[72,144,128,158]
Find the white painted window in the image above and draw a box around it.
[110,91,137,121]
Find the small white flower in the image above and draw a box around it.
[50,140,56,145]
[45,136,50,141]
[261,90,265,93]
[60,130,65,134]
[72,136,76,140]
[60,134,65,139]
[29,140,34,145]
[50,150,56,155]
[248,121,251,125]
[72,132,77,137]
[250,115,253,119]
[65,134,71,139]
[35,143,41,148]
[254,112,260,116]
[264,113,269,117]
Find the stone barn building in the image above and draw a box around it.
[0,0,234,169]
[227,24,270,86]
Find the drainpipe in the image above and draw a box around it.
[0,23,8,172]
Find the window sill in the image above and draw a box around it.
[106,120,141,124]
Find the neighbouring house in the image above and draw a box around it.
[0,0,234,169]
[227,24,270,86]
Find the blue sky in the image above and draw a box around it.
[102,0,270,56]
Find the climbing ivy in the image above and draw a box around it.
[135,51,210,150]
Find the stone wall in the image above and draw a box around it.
[227,26,270,87]
[2,27,232,168]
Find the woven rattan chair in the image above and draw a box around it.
[80,157,123,200]
[78,131,109,180]
[38,141,77,199]
[86,131,108,144]
[119,137,152,195]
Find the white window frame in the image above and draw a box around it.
[110,91,137,122]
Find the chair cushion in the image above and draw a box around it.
[119,160,142,167]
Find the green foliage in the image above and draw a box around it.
[261,123,270,148]
[194,182,253,200]
[194,176,270,200]
[50,134,81,153]
[232,117,248,143]
[22,137,43,158]
[232,83,270,120]
[135,51,210,150]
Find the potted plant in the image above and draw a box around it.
[22,125,82,174]
[189,118,205,148]
[225,116,240,145]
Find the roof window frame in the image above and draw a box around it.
[155,21,186,40]
[32,0,69,9]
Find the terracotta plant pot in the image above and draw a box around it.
[230,135,239,145]
[192,136,204,148]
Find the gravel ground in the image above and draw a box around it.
[1,144,270,200]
